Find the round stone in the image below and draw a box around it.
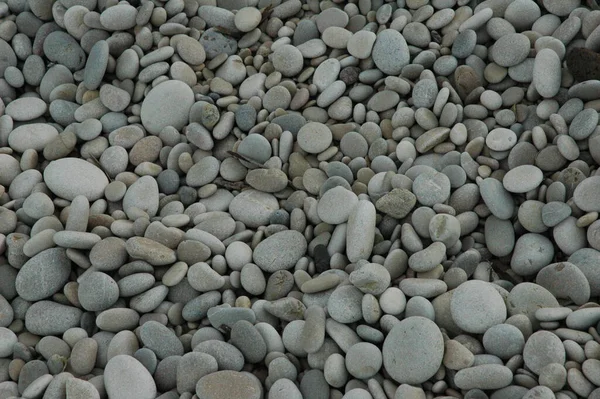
[382,316,444,384]
[272,45,304,77]
[486,128,517,151]
[345,343,382,379]
[451,280,507,334]
[317,186,358,224]
[523,331,566,375]
[78,271,119,311]
[297,122,332,154]
[234,7,262,32]
[412,171,451,206]
[140,80,194,135]
[574,176,600,212]
[492,33,530,67]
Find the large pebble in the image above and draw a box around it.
[140,80,194,134]
[382,316,444,384]
[196,370,261,399]
[104,355,157,399]
[253,230,307,272]
[44,158,108,201]
[451,280,507,333]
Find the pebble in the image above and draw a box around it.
[0,1,598,398]
[383,317,444,384]
[253,230,307,272]
[196,371,261,399]
[104,355,157,399]
[503,165,544,193]
[451,280,507,334]
[140,80,194,135]
[492,33,530,67]
[16,248,70,301]
[44,158,108,201]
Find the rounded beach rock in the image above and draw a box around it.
[382,316,444,384]
[140,80,194,135]
[44,158,109,201]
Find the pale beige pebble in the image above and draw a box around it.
[347,30,377,59]
[234,8,262,32]
[322,27,352,49]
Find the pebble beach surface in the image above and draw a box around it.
[4,0,600,398]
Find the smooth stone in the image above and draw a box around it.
[16,248,70,301]
[511,233,554,275]
[125,237,176,266]
[317,186,358,224]
[542,201,571,227]
[177,352,218,393]
[104,355,157,399]
[25,301,83,336]
[479,178,514,220]
[346,200,376,263]
[193,340,245,371]
[533,48,561,98]
[382,316,444,384]
[44,158,108,201]
[100,4,137,30]
[253,230,307,272]
[196,371,261,399]
[140,80,194,135]
[502,165,544,193]
[536,262,590,305]
[372,29,410,75]
[523,331,566,374]
[8,123,58,152]
[43,31,86,71]
[84,40,109,90]
[229,189,279,228]
[78,271,119,311]
[574,176,600,212]
[491,33,530,67]
[140,321,184,360]
[451,280,507,334]
[454,364,513,390]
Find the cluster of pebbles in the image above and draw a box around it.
[5,0,600,398]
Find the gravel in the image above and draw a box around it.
[1,1,600,398]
